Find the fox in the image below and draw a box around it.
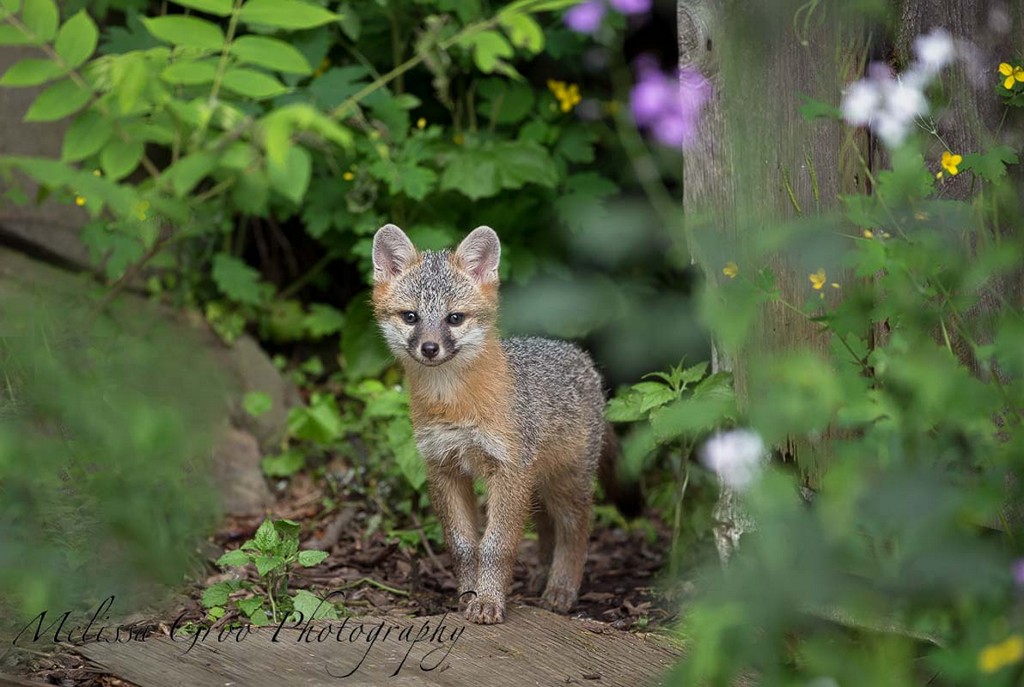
[370,223,619,625]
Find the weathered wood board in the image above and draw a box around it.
[77,606,681,687]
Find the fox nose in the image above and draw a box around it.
[420,341,440,359]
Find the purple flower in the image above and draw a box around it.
[1014,559,1024,586]
[564,0,606,34]
[629,58,711,149]
[609,0,652,14]
[630,74,675,126]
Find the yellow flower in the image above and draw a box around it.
[830,282,840,289]
[342,171,354,181]
[453,133,464,146]
[74,195,86,206]
[998,62,1024,90]
[722,262,738,278]
[862,229,874,239]
[809,269,826,290]
[547,79,581,113]
[416,117,426,129]
[979,635,1024,674]
[940,150,962,176]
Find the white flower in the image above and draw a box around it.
[884,77,928,120]
[700,429,766,491]
[913,28,955,76]
[840,80,880,126]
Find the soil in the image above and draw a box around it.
[14,476,680,687]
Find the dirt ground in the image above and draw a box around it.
[15,477,680,687]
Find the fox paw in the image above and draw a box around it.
[541,586,577,614]
[464,597,505,624]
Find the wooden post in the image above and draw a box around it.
[677,0,868,558]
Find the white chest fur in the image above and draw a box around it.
[415,423,513,475]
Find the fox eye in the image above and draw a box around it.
[446,313,465,326]
[401,311,419,324]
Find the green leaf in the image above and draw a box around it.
[388,418,426,490]
[172,0,233,16]
[23,78,91,122]
[222,67,288,99]
[161,59,218,85]
[308,66,369,109]
[61,110,113,161]
[230,36,312,75]
[495,140,558,189]
[304,304,345,338]
[679,361,709,386]
[499,12,543,53]
[650,392,736,443]
[478,78,534,124]
[251,519,279,553]
[21,0,58,41]
[0,58,65,86]
[165,151,217,197]
[141,15,225,50]
[388,164,436,200]
[291,589,338,621]
[555,126,595,163]
[875,149,934,204]
[254,555,285,576]
[462,30,515,75]
[242,391,272,418]
[99,137,143,181]
[287,394,343,444]
[297,550,328,567]
[440,150,499,200]
[54,11,98,68]
[961,145,1019,183]
[261,449,305,477]
[267,146,311,203]
[212,253,264,305]
[201,581,233,607]
[238,0,339,30]
[236,597,265,618]
[797,93,841,121]
[216,549,251,567]
[0,26,33,47]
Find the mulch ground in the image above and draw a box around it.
[12,473,682,686]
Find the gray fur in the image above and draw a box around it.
[502,337,605,469]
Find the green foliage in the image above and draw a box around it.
[204,518,340,625]
[668,56,1024,687]
[0,294,224,624]
[0,0,618,348]
[607,360,736,566]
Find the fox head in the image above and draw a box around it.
[371,224,501,368]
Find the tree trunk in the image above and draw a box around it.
[677,0,867,559]
[677,0,1023,559]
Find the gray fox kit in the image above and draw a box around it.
[371,224,615,624]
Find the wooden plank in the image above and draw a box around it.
[0,673,51,687]
[77,606,681,687]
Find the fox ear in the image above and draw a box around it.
[456,226,501,284]
[372,224,417,282]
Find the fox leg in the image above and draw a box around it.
[426,464,480,605]
[466,465,533,624]
[539,470,592,613]
[529,501,555,594]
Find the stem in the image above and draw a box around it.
[278,251,340,299]
[341,577,410,597]
[208,0,244,109]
